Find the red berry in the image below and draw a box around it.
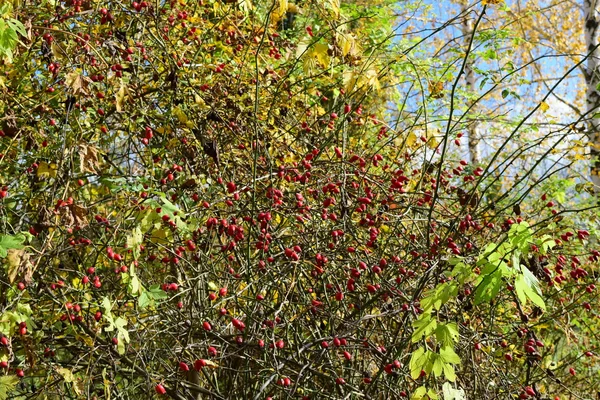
[155,384,167,395]
[194,359,207,370]
[179,362,189,371]
[525,387,536,396]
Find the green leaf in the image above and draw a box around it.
[427,388,439,400]
[0,233,25,258]
[114,317,129,343]
[129,272,140,295]
[411,386,427,400]
[159,195,182,216]
[5,19,25,37]
[149,284,168,300]
[515,267,546,310]
[409,347,428,379]
[0,375,18,400]
[474,270,502,305]
[432,354,444,377]
[435,323,459,347]
[411,313,437,343]
[443,363,456,382]
[439,346,461,365]
[138,292,151,309]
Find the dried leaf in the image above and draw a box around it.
[429,81,444,99]
[70,204,88,228]
[79,144,99,173]
[65,70,90,95]
[6,248,24,283]
[5,249,33,285]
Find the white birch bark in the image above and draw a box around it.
[584,0,600,191]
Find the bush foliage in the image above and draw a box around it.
[0,0,598,399]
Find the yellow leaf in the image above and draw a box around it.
[279,0,288,16]
[149,228,169,244]
[540,101,549,112]
[325,0,340,19]
[428,81,444,99]
[37,162,58,178]
[51,41,69,62]
[173,106,188,124]
[115,82,128,113]
[344,71,358,93]
[239,0,253,14]
[6,248,24,283]
[271,0,287,24]
[203,359,219,369]
[311,43,330,69]
[57,367,75,383]
[338,33,357,57]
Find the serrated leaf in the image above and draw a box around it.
[409,347,428,379]
[149,285,168,300]
[515,268,546,310]
[474,270,502,305]
[432,354,443,377]
[439,346,461,365]
[435,322,459,347]
[443,363,456,382]
[138,292,151,309]
[0,233,25,258]
[0,375,18,400]
[412,313,437,342]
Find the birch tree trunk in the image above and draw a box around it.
[462,6,480,165]
[584,0,600,191]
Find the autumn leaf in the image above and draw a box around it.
[51,40,69,62]
[36,161,58,178]
[79,143,100,173]
[115,81,129,113]
[65,70,90,95]
[429,80,444,99]
[325,0,340,19]
[70,203,88,228]
[337,32,359,57]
